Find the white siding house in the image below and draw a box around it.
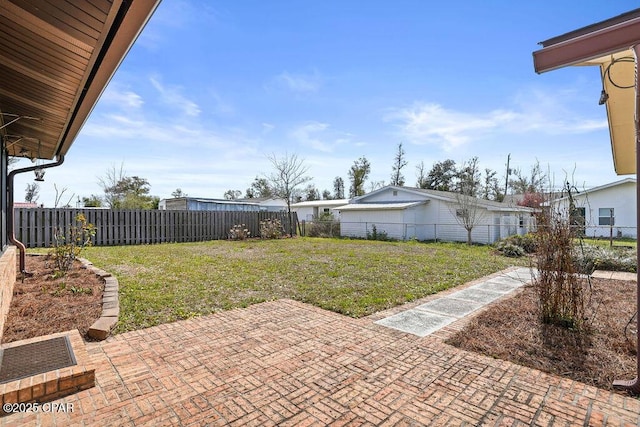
[291,199,350,221]
[550,178,636,238]
[337,186,536,244]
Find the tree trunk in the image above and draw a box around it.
[466,228,472,245]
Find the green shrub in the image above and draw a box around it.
[260,218,283,239]
[573,245,636,274]
[229,224,250,240]
[496,233,537,254]
[495,242,525,258]
[494,233,536,257]
[49,214,96,276]
[366,224,390,241]
[307,220,340,238]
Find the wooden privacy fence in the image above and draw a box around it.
[14,208,296,248]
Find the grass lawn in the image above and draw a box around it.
[81,237,527,333]
[579,237,637,248]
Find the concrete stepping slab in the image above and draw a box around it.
[375,268,538,337]
[415,297,484,318]
[504,268,535,282]
[375,310,456,337]
[475,279,522,293]
[448,287,504,304]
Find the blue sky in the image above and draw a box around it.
[15,1,639,206]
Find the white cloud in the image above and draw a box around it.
[100,87,144,109]
[262,123,275,134]
[289,121,352,153]
[385,94,607,151]
[270,70,321,93]
[149,75,201,116]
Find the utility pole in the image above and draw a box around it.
[504,153,511,197]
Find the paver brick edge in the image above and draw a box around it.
[79,258,119,341]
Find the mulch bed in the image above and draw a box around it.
[2,255,104,344]
[446,277,637,391]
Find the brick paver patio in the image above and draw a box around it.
[3,296,640,426]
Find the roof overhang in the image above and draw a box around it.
[0,0,161,160]
[532,8,640,175]
[338,201,427,211]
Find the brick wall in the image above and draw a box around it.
[0,246,16,342]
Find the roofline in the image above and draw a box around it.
[353,185,538,212]
[56,0,161,157]
[337,201,427,211]
[533,8,640,73]
[551,178,636,202]
[291,199,350,207]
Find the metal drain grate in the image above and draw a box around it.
[0,336,76,384]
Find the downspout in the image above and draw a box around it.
[7,155,65,278]
[613,44,640,394]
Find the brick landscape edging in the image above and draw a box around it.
[79,258,119,340]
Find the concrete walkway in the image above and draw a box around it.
[3,268,640,426]
[375,268,532,337]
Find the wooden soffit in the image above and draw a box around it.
[0,0,161,160]
[532,8,640,175]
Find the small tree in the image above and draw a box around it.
[509,160,548,194]
[451,191,486,245]
[245,177,273,198]
[425,159,457,191]
[224,189,242,200]
[533,182,586,330]
[390,142,407,186]
[25,183,40,203]
[82,194,103,207]
[171,188,188,198]
[415,161,428,189]
[348,156,371,197]
[333,176,345,199]
[50,214,96,276]
[266,153,311,236]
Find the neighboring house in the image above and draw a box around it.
[291,199,350,221]
[13,202,38,209]
[336,185,536,244]
[550,178,637,238]
[159,197,287,212]
[236,197,288,212]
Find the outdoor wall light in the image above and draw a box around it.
[34,168,45,182]
[598,89,609,105]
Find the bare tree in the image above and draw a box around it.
[25,183,40,203]
[98,163,127,208]
[266,152,312,236]
[53,184,75,208]
[390,142,407,186]
[508,160,548,194]
[416,161,428,189]
[450,191,486,246]
[368,180,385,192]
[449,158,488,245]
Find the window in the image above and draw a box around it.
[392,190,398,196]
[456,208,468,218]
[598,208,614,226]
[323,208,330,214]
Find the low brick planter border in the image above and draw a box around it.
[0,329,94,415]
[78,258,119,340]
